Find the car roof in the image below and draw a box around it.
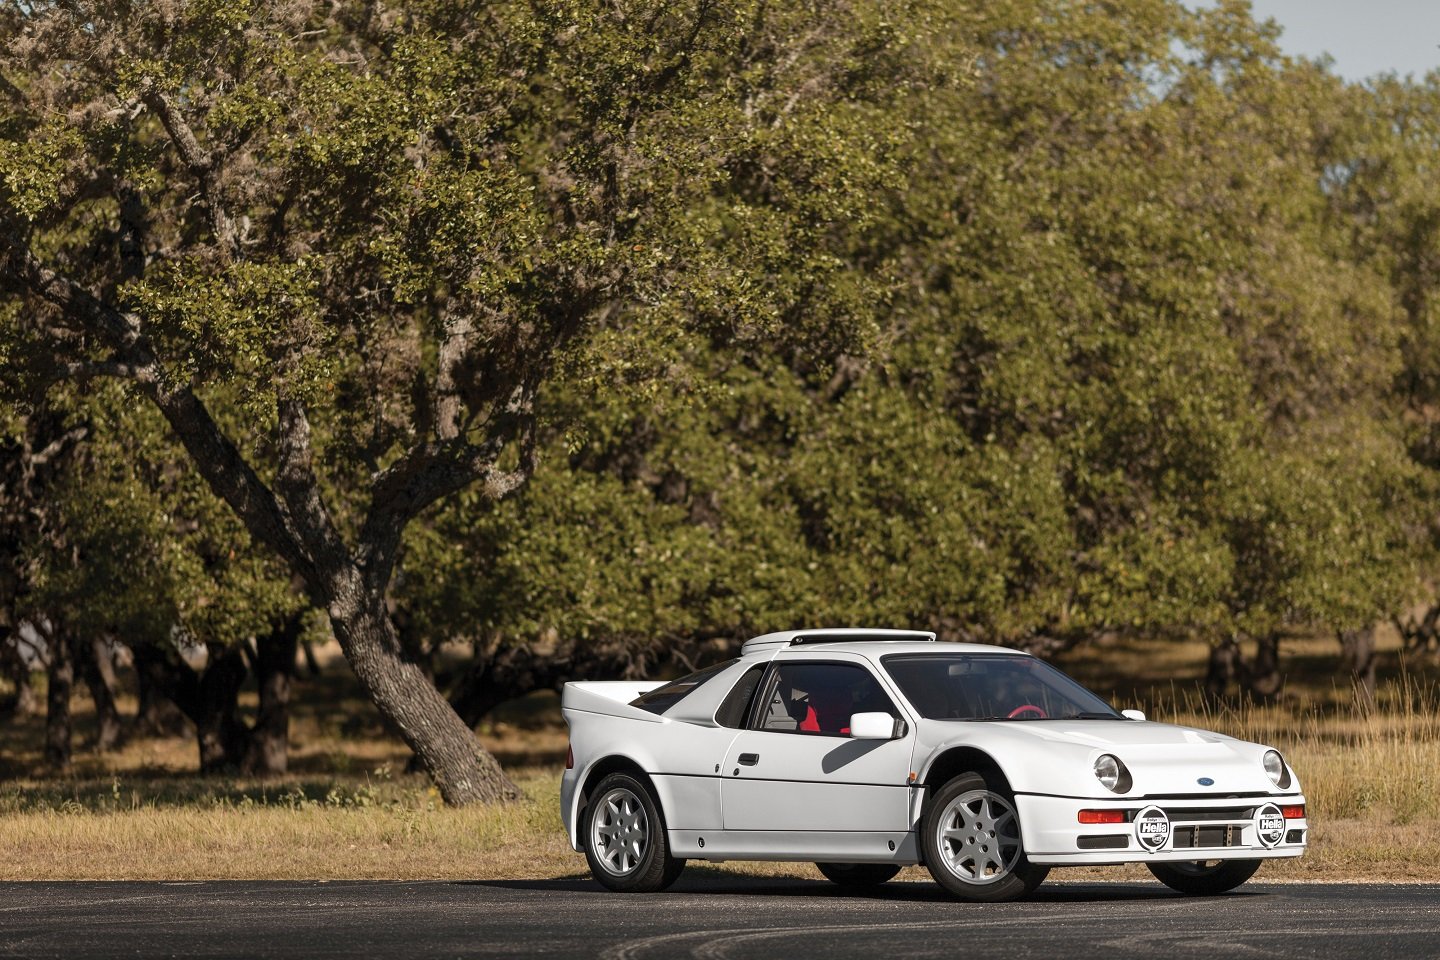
[775,640,1028,660]
[739,628,1030,662]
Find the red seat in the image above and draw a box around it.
[800,688,852,734]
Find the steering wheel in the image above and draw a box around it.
[1007,704,1047,719]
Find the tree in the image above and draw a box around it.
[403,0,1435,709]
[0,394,94,764]
[25,388,308,771]
[1,0,936,801]
[1322,74,1440,687]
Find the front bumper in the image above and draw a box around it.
[1016,792,1308,866]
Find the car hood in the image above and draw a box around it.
[998,719,1238,749]
[917,719,1298,798]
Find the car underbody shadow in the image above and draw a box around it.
[461,867,1233,903]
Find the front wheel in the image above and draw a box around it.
[1147,859,1261,895]
[922,772,1049,902]
[815,862,901,887]
[582,773,686,892]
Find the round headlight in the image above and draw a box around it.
[1262,750,1289,787]
[1094,754,1121,792]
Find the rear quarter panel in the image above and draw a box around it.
[561,691,739,848]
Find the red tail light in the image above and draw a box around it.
[1078,809,1127,824]
[1281,804,1305,819]
[565,744,574,770]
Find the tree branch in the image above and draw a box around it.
[2,225,151,358]
[56,360,152,382]
[274,398,352,583]
[27,425,89,467]
[477,413,538,501]
[0,71,22,105]
[141,86,240,258]
[115,179,149,282]
[1,233,316,584]
[433,311,475,441]
[357,396,538,591]
[356,434,500,589]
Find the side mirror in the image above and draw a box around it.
[851,712,904,740]
[1121,709,1146,722]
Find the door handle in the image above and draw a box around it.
[738,753,759,766]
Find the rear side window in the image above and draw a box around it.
[630,660,737,715]
[715,665,766,728]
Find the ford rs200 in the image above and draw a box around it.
[559,629,1307,902]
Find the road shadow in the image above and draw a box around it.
[463,867,1227,904]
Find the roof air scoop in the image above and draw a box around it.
[740,628,936,655]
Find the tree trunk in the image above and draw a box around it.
[78,636,123,751]
[390,600,436,680]
[1,631,39,716]
[1396,605,1440,661]
[44,628,74,769]
[117,379,516,802]
[131,641,251,770]
[299,636,322,678]
[1244,633,1284,701]
[195,643,250,772]
[329,592,519,805]
[1205,636,1242,703]
[450,646,559,729]
[448,643,633,729]
[133,656,189,737]
[1339,627,1378,710]
[243,615,301,776]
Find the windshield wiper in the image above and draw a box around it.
[1062,712,1123,720]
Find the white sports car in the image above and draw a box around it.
[559,629,1307,901]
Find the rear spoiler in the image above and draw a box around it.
[561,681,667,723]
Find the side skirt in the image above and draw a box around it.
[669,829,920,864]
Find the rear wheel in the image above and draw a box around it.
[922,771,1049,902]
[815,862,901,887]
[1147,859,1261,895]
[582,773,685,892]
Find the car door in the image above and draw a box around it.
[720,658,914,833]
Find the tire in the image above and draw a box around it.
[582,773,686,892]
[815,862,902,887]
[1147,859,1261,896]
[922,771,1049,903]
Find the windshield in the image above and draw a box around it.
[882,653,1122,721]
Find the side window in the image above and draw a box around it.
[715,665,766,728]
[630,660,737,715]
[755,662,897,736]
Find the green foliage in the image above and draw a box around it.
[3,0,1438,692]
[126,259,334,416]
[399,0,1439,666]
[0,117,82,222]
[24,388,301,651]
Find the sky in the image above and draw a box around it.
[1238,0,1440,81]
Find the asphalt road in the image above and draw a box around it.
[1,874,1437,960]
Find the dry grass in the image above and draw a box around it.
[2,637,1438,883]
[0,768,577,881]
[1151,679,1440,825]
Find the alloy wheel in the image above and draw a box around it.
[935,788,1022,884]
